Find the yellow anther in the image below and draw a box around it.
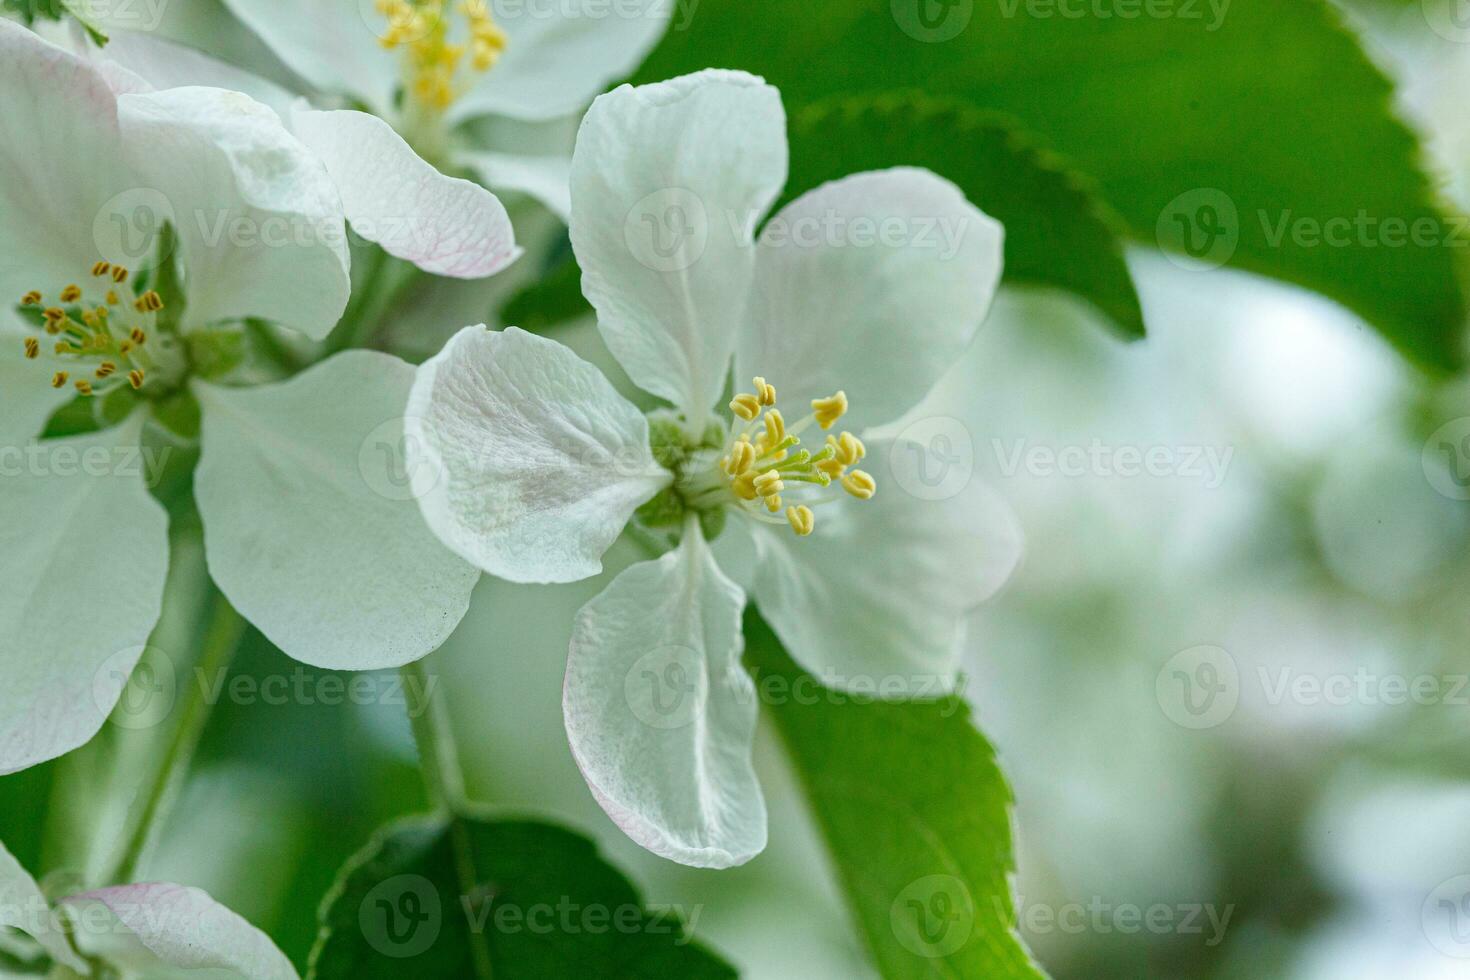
[829,432,865,467]
[128,369,145,389]
[59,284,81,303]
[74,379,92,396]
[134,291,163,313]
[21,290,41,306]
[842,469,877,500]
[130,328,147,345]
[753,470,784,497]
[51,371,68,388]
[786,505,815,536]
[724,438,755,476]
[95,362,117,379]
[765,494,782,512]
[812,390,848,430]
[43,307,64,323]
[110,266,128,284]
[92,261,111,277]
[731,473,758,500]
[815,456,846,479]
[23,337,39,359]
[118,340,133,354]
[730,392,760,421]
[106,290,119,306]
[753,376,776,406]
[763,408,786,446]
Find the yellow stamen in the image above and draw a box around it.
[130,328,147,345]
[51,371,68,388]
[762,408,786,447]
[21,290,41,306]
[23,337,39,359]
[59,284,81,303]
[753,470,784,497]
[723,438,755,476]
[92,261,112,277]
[765,494,782,513]
[786,505,815,536]
[95,362,117,379]
[830,432,865,467]
[811,390,848,430]
[110,266,128,284]
[842,470,877,500]
[74,379,92,396]
[134,291,163,313]
[753,376,776,406]
[730,392,760,421]
[128,369,145,389]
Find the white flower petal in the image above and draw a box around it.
[194,351,478,670]
[0,841,87,972]
[117,86,351,339]
[0,20,131,302]
[88,28,297,117]
[570,70,788,415]
[740,168,1004,431]
[448,0,673,124]
[292,107,520,279]
[62,882,296,980]
[406,325,667,584]
[458,148,571,222]
[220,0,395,114]
[564,529,766,868]
[0,415,168,775]
[747,437,1022,690]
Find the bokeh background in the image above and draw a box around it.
[7,1,1470,977]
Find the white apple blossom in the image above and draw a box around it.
[0,21,476,775]
[88,0,674,232]
[405,70,1022,867]
[0,838,297,978]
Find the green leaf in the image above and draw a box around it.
[744,612,1046,980]
[307,811,736,980]
[784,94,1143,337]
[637,0,1467,372]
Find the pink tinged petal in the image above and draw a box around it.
[0,841,88,972]
[564,530,767,869]
[570,70,788,416]
[193,351,478,671]
[748,437,1023,692]
[0,414,168,775]
[740,168,1004,432]
[61,882,297,979]
[293,108,521,279]
[406,325,668,584]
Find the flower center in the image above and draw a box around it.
[16,262,181,399]
[378,0,507,113]
[642,377,877,541]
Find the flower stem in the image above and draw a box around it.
[401,657,467,815]
[105,590,246,886]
